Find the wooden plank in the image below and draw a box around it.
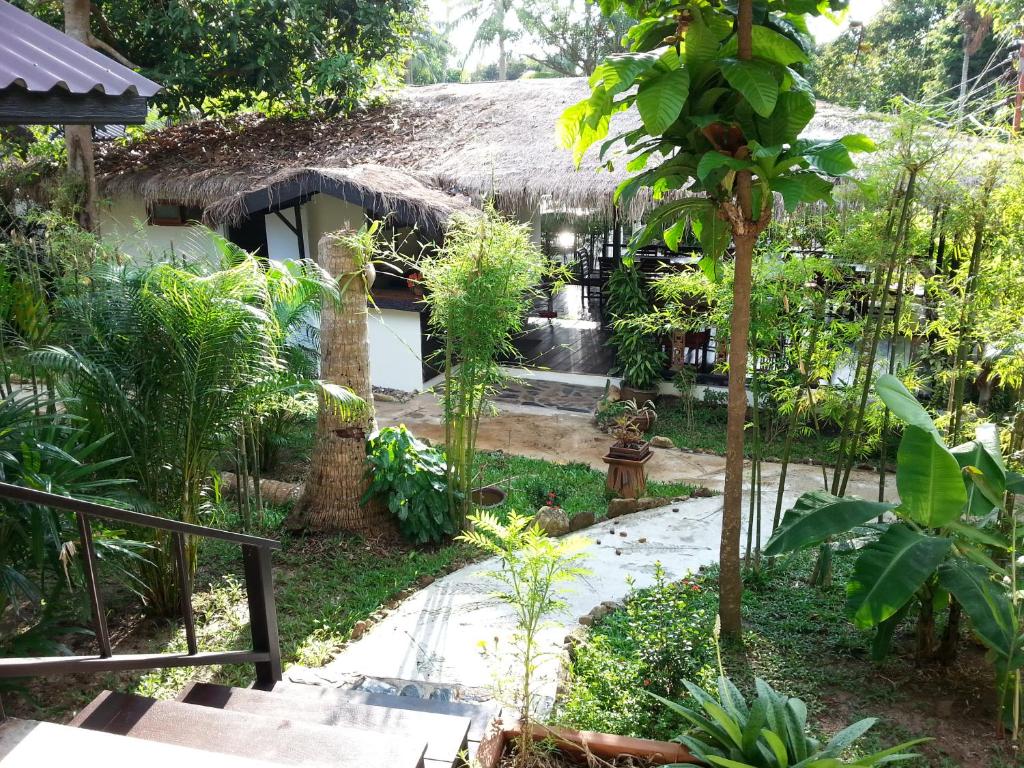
[0,650,269,678]
[180,683,470,767]
[272,682,499,743]
[0,719,285,768]
[72,691,426,768]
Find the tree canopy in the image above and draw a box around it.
[16,0,419,117]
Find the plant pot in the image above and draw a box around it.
[629,410,657,433]
[608,440,650,461]
[476,722,698,768]
[471,485,507,508]
[602,452,651,499]
[619,384,658,402]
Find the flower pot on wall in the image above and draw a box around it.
[619,384,658,402]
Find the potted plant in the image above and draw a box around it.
[603,416,652,499]
[623,398,657,434]
[612,324,666,402]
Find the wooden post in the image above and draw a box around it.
[243,546,282,689]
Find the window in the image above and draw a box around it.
[148,201,203,226]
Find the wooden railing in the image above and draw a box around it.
[0,482,282,688]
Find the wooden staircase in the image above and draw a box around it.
[0,682,498,768]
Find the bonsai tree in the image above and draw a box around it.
[560,0,872,637]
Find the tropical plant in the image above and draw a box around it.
[606,265,666,392]
[765,374,1013,663]
[39,249,360,615]
[560,0,871,637]
[420,205,547,528]
[362,426,457,545]
[458,510,589,767]
[651,675,927,767]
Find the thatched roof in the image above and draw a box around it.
[97,77,889,224]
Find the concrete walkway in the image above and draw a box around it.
[376,390,896,501]
[292,492,798,709]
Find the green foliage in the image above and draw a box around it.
[607,265,666,390]
[652,675,927,767]
[363,426,456,545]
[421,206,546,527]
[560,0,870,272]
[766,375,1015,667]
[15,0,418,117]
[459,510,589,754]
[36,243,360,615]
[555,565,718,738]
[516,0,632,77]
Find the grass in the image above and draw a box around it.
[556,550,1016,767]
[476,450,697,519]
[655,397,838,463]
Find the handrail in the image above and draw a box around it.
[0,482,281,550]
[0,482,282,688]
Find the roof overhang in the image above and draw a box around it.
[0,86,149,124]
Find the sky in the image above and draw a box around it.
[428,0,888,70]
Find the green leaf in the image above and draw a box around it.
[875,374,941,438]
[951,439,1006,516]
[839,133,876,153]
[770,173,835,212]
[590,51,660,95]
[685,7,731,68]
[693,206,731,262]
[636,67,691,134]
[765,490,892,556]
[804,140,855,175]
[697,151,754,181]
[870,603,910,661]
[720,59,779,118]
[947,520,1008,550]
[938,560,1016,659]
[846,524,952,629]
[825,718,877,754]
[895,426,968,529]
[751,25,809,65]
[761,728,789,768]
[758,91,816,146]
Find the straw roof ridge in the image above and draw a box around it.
[97,77,891,219]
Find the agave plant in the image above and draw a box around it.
[651,676,927,767]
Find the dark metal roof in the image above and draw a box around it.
[0,0,160,97]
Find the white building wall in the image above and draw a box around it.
[98,196,224,267]
[264,208,311,261]
[367,309,423,392]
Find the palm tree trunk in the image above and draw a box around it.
[300,232,382,533]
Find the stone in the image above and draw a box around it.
[607,497,670,518]
[692,487,713,498]
[607,384,621,401]
[588,605,611,622]
[350,620,368,640]
[429,688,453,702]
[569,510,596,531]
[400,684,421,698]
[374,392,399,403]
[579,614,594,626]
[650,435,675,449]
[638,537,647,544]
[535,506,571,536]
[361,680,398,695]
[615,548,622,556]
[619,530,627,537]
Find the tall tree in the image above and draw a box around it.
[61,0,100,232]
[517,0,632,76]
[18,0,418,117]
[299,230,382,534]
[956,2,993,114]
[561,0,868,637]
[450,0,518,81]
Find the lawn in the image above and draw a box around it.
[476,450,697,519]
[555,551,1014,768]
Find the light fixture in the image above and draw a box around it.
[556,231,576,250]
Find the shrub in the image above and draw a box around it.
[363,426,456,544]
[555,564,718,739]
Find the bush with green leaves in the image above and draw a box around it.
[652,676,927,767]
[362,425,456,545]
[556,564,717,739]
[766,374,1019,669]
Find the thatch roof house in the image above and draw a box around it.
[97,77,886,228]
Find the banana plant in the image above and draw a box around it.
[651,675,927,767]
[765,374,1016,662]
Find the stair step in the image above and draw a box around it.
[71,691,427,768]
[0,718,285,768]
[271,682,500,753]
[180,682,470,768]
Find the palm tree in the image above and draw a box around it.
[299,228,385,533]
[449,0,517,81]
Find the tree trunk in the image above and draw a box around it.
[63,0,99,232]
[299,232,383,533]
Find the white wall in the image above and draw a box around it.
[98,195,224,267]
[367,308,423,392]
[265,207,311,261]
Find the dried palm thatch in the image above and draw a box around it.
[96,78,891,223]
